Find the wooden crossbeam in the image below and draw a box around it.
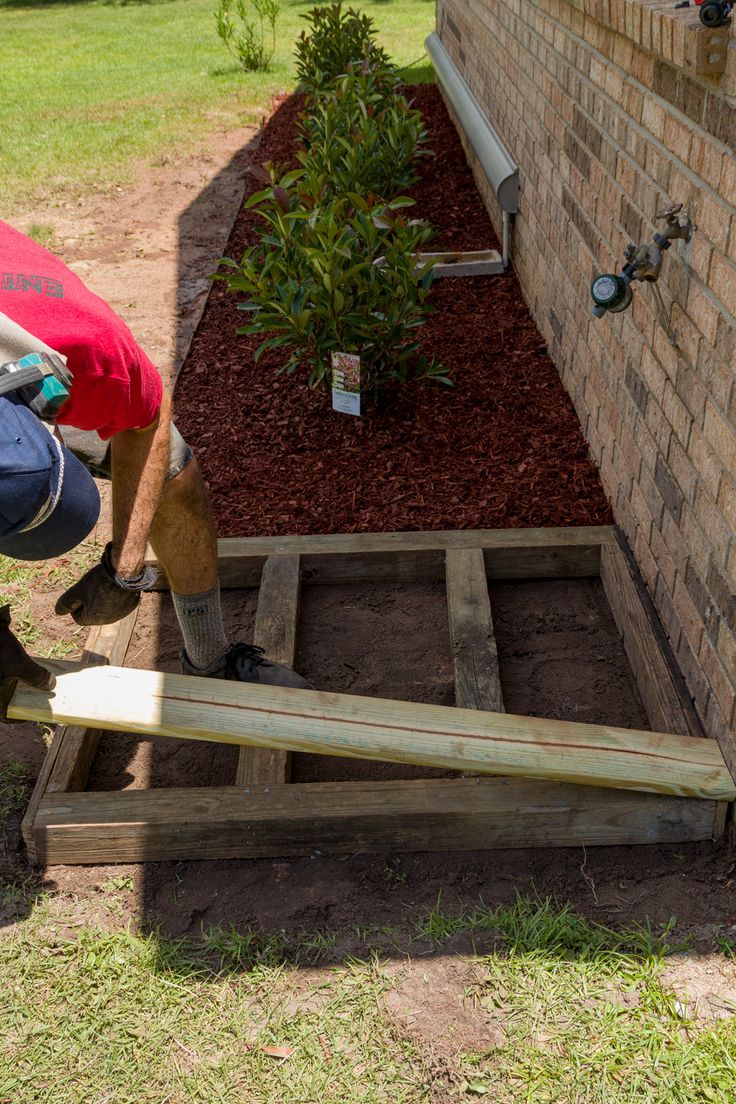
[9,662,735,800]
[31,778,719,865]
[446,547,504,712]
[236,553,301,786]
[46,610,140,793]
[146,526,613,588]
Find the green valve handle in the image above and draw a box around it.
[591,273,633,317]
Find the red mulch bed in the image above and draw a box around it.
[175,84,612,536]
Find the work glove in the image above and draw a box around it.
[0,605,56,721]
[55,542,157,627]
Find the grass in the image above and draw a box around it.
[0,904,428,1104]
[1,0,435,211]
[0,543,101,656]
[1,893,735,1102]
[0,761,31,839]
[418,896,736,1103]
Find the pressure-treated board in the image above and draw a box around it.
[146,526,612,588]
[601,540,697,738]
[600,536,731,833]
[31,777,720,864]
[46,610,140,793]
[10,662,735,800]
[446,547,504,712]
[22,524,731,865]
[236,553,301,786]
[20,609,140,864]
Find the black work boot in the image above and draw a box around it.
[181,642,313,690]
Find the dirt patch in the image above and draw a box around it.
[384,956,503,1058]
[661,952,736,1020]
[11,119,259,389]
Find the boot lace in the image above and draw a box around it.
[223,642,266,679]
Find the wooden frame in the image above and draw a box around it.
[22,525,730,865]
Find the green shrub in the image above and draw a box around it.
[297,69,430,200]
[294,3,391,93]
[219,170,449,394]
[214,0,279,73]
[301,62,401,138]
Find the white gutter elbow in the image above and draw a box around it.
[425,31,518,268]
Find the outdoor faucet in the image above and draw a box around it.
[590,204,693,347]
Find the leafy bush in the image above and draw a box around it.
[215,0,279,73]
[219,170,449,394]
[294,3,391,93]
[297,69,429,200]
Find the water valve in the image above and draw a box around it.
[591,273,633,316]
[591,204,693,346]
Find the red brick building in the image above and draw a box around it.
[432,0,735,764]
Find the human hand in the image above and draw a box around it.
[54,543,146,626]
[0,605,56,721]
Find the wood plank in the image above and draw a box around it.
[236,554,301,786]
[446,547,504,712]
[20,610,140,864]
[146,526,613,587]
[20,720,67,865]
[45,609,140,795]
[601,534,732,838]
[10,661,736,800]
[600,540,701,739]
[712,800,729,841]
[32,778,718,864]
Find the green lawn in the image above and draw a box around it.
[1,0,435,211]
[2,891,736,1103]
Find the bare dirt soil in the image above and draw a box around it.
[2,92,735,1091]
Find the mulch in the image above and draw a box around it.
[174,84,612,536]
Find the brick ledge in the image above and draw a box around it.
[561,0,731,77]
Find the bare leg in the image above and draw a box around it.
[150,456,312,688]
[148,456,218,595]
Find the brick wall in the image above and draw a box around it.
[435,0,736,761]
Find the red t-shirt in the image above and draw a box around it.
[0,219,162,439]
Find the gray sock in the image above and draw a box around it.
[171,584,229,670]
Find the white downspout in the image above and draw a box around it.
[425,32,518,269]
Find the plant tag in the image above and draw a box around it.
[331,352,361,416]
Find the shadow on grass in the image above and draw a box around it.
[138,892,698,975]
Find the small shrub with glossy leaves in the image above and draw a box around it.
[218,168,449,395]
[294,3,391,93]
[298,68,430,201]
